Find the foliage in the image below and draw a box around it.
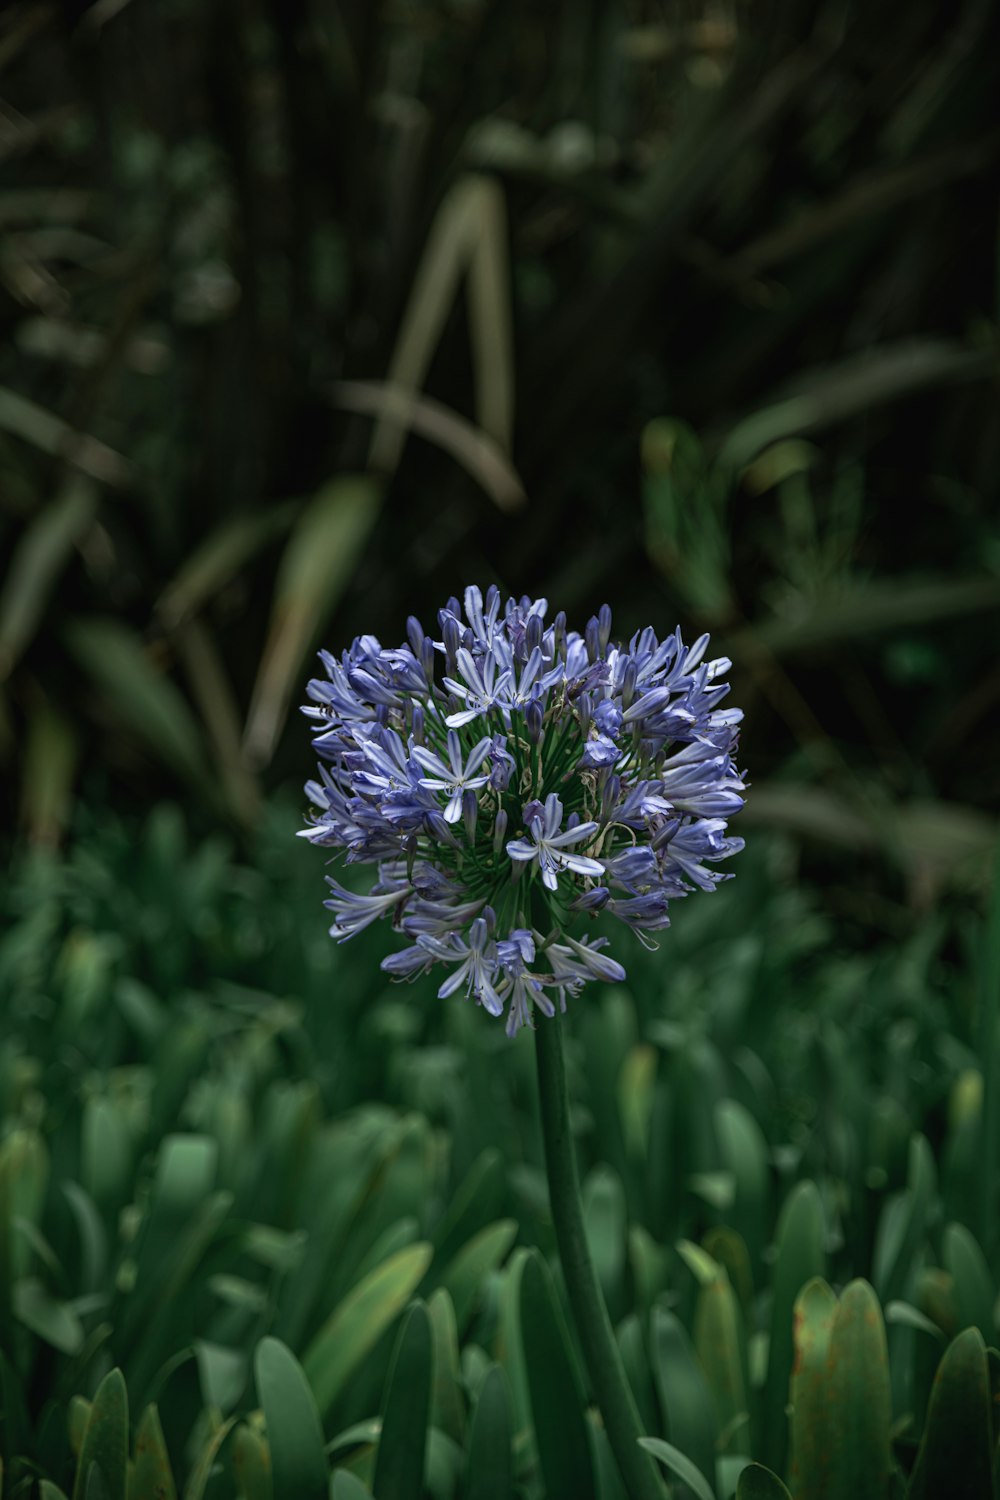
[0,800,998,1494]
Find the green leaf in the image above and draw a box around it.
[155,501,298,630]
[872,1134,935,1306]
[941,1223,995,1343]
[693,1267,748,1452]
[735,1462,793,1500]
[439,1218,518,1333]
[131,1406,177,1500]
[825,1280,892,1500]
[428,1289,465,1445]
[908,1328,993,1500]
[519,1249,597,1500]
[230,1425,270,1500]
[638,1437,716,1500]
[255,1336,327,1500]
[0,476,98,681]
[182,1417,237,1500]
[649,1306,717,1491]
[303,1242,433,1418]
[760,1179,825,1475]
[244,475,384,766]
[787,1277,838,1496]
[495,1249,533,1457]
[41,1484,70,1500]
[64,618,214,801]
[331,1474,372,1500]
[715,1099,770,1263]
[195,1341,247,1415]
[72,1368,128,1500]
[21,694,78,844]
[372,1301,433,1500]
[583,1166,627,1314]
[464,1365,513,1500]
[718,340,995,470]
[432,1149,505,1267]
[13,1277,84,1354]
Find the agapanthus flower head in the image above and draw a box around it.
[301,586,746,1035]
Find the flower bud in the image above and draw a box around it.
[462,788,478,842]
[442,614,461,668]
[585,616,600,662]
[525,698,544,744]
[406,615,424,656]
[493,808,509,854]
[526,611,543,653]
[598,603,613,653]
[621,659,637,709]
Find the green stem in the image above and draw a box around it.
[534,1009,667,1500]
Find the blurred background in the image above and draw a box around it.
[1,0,999,897]
[3,2,1000,1492]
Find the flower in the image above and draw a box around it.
[301,585,745,1034]
[506,794,605,891]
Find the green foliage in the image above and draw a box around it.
[1,803,999,1497]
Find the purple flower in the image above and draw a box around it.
[506,794,605,892]
[301,589,746,1034]
[411,730,494,823]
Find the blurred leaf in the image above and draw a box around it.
[195,1341,246,1414]
[825,1281,891,1500]
[439,1218,518,1334]
[735,1464,792,1500]
[0,475,97,681]
[20,696,78,845]
[334,382,525,512]
[464,1365,513,1500]
[519,1249,596,1500]
[182,1417,237,1500]
[583,1166,627,1314]
[13,1277,84,1354]
[718,341,997,469]
[255,1337,327,1500]
[908,1328,993,1500]
[369,175,513,473]
[730,576,1000,659]
[72,1369,127,1500]
[372,1301,433,1500]
[244,475,383,767]
[638,1437,716,1500]
[693,1267,748,1453]
[64,618,215,802]
[0,386,132,487]
[131,1406,177,1500]
[787,1278,837,1496]
[872,1134,936,1305]
[760,1180,824,1474]
[331,1475,372,1500]
[650,1306,717,1491]
[427,1289,465,1446]
[230,1425,270,1500]
[155,501,298,630]
[941,1223,995,1344]
[302,1242,433,1418]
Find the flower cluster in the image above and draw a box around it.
[300,587,745,1035]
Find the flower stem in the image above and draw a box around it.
[533,1009,667,1500]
